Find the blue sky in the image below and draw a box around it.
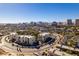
[0,3,79,23]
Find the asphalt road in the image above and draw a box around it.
[0,33,65,56]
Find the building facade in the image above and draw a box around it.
[8,33,36,45]
[8,32,55,46]
[75,19,79,26]
[67,19,73,26]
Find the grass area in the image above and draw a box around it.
[0,37,2,43]
[61,48,79,56]
[57,47,79,56]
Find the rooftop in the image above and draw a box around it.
[39,32,50,36]
[18,35,35,38]
[10,32,17,35]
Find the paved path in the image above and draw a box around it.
[0,33,65,56]
[0,35,52,55]
[48,48,72,56]
[56,44,79,52]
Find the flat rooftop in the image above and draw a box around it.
[18,35,35,38]
[39,32,50,36]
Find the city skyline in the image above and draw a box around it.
[0,3,79,23]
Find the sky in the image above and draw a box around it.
[0,3,79,23]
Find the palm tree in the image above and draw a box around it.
[66,38,77,48]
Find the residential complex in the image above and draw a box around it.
[0,19,79,56]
